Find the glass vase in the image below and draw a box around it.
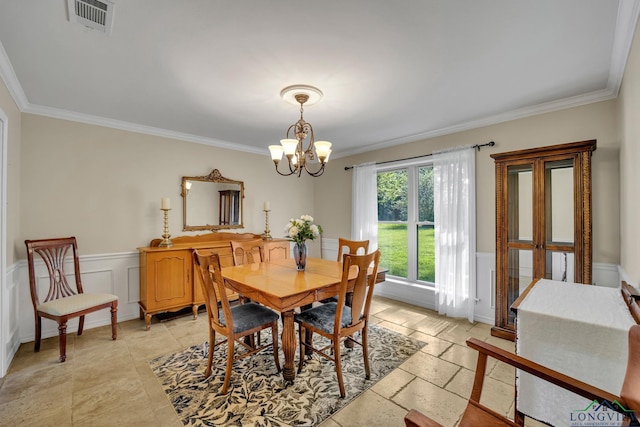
[294,241,307,271]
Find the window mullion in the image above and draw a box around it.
[407,166,418,281]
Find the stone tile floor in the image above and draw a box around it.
[0,296,546,426]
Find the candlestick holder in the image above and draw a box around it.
[262,209,272,241]
[158,208,173,247]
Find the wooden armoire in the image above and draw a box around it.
[491,140,596,340]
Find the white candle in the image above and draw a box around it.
[161,197,170,210]
[264,201,270,211]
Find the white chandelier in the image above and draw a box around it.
[268,85,332,177]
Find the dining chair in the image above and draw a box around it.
[230,239,266,346]
[336,238,369,261]
[25,237,118,362]
[295,250,381,398]
[230,239,265,266]
[404,324,640,427]
[318,238,370,305]
[193,250,281,394]
[264,240,290,261]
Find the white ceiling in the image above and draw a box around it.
[0,1,638,158]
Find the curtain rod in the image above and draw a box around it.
[343,141,495,171]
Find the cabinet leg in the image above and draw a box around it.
[145,313,152,330]
[192,304,198,320]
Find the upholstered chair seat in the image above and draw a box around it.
[38,293,117,317]
[219,302,279,333]
[294,302,353,334]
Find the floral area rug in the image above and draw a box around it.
[149,324,425,426]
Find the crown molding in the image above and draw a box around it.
[608,0,640,95]
[334,88,617,159]
[0,41,28,111]
[23,103,266,156]
[1,2,638,160]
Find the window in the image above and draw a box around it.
[377,163,434,284]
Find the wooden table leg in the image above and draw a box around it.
[281,310,296,383]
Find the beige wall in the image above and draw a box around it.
[10,92,623,267]
[19,114,315,257]
[316,100,620,264]
[0,76,21,265]
[619,18,640,283]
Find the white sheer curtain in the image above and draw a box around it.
[351,162,378,250]
[433,147,476,322]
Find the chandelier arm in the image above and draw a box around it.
[273,162,296,177]
[275,165,293,176]
[303,161,326,177]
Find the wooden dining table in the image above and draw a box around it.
[221,257,385,383]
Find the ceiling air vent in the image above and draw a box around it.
[67,0,115,35]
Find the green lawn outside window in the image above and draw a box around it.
[378,223,435,283]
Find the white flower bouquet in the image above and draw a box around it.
[285,215,323,245]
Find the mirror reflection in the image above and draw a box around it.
[181,169,244,231]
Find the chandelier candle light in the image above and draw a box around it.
[269,85,332,177]
[159,197,173,247]
[285,215,322,271]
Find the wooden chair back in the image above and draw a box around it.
[193,250,233,334]
[230,239,265,265]
[336,238,369,262]
[25,237,83,307]
[264,240,289,261]
[337,250,380,329]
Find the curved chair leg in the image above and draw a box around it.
[222,339,235,394]
[111,303,118,340]
[34,315,42,352]
[271,322,281,372]
[362,325,371,379]
[205,329,215,378]
[58,321,68,362]
[334,338,345,398]
[77,315,85,336]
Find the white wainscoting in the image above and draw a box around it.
[1,242,622,378]
[2,263,20,377]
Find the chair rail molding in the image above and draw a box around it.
[1,242,623,378]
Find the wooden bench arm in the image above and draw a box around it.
[466,337,621,404]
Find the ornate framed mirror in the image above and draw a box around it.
[181,169,245,231]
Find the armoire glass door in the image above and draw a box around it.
[506,163,534,327]
[543,159,575,282]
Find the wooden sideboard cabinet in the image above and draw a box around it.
[138,232,289,330]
